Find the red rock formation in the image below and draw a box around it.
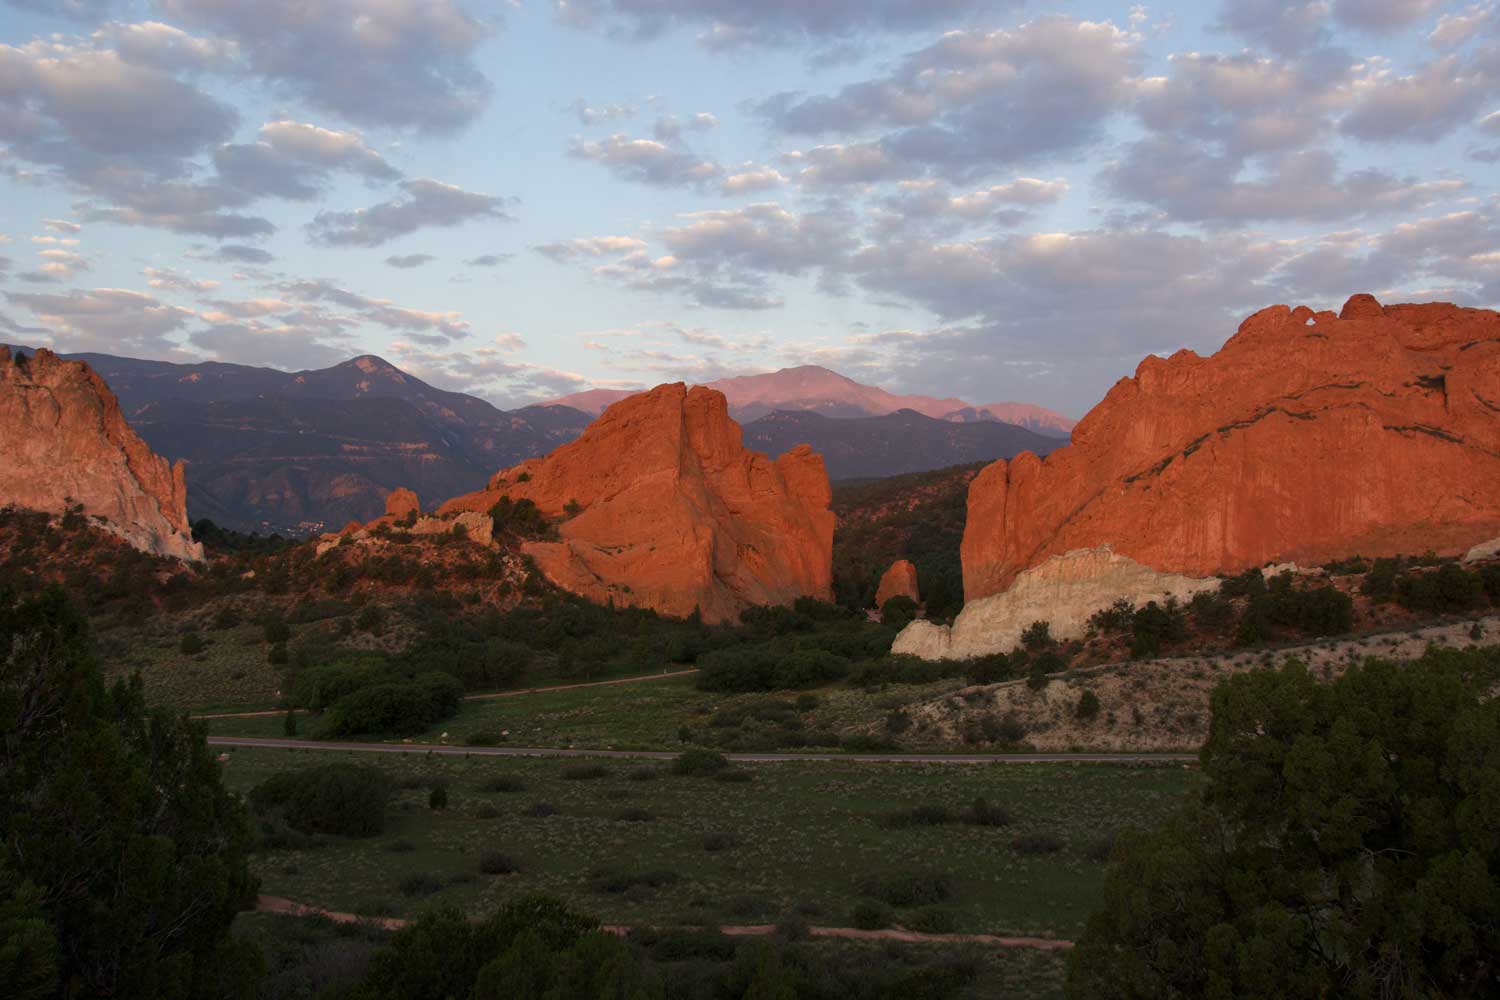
[875,559,920,607]
[0,347,201,560]
[962,295,1500,601]
[384,487,420,519]
[441,383,834,622]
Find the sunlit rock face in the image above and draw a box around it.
[441,382,834,623]
[0,347,201,560]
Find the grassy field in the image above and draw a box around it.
[205,671,975,749]
[222,747,1197,941]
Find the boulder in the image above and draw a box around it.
[0,348,201,560]
[893,546,1218,660]
[962,296,1500,603]
[875,559,921,607]
[440,383,834,622]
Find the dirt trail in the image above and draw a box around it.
[253,896,1072,951]
[194,668,699,720]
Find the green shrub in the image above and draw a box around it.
[317,672,464,738]
[480,775,526,793]
[479,851,520,875]
[1020,620,1053,650]
[1076,690,1101,720]
[1011,831,1065,855]
[672,748,729,776]
[263,615,291,644]
[398,873,443,898]
[561,764,609,780]
[249,764,392,837]
[907,907,958,934]
[179,632,206,655]
[428,785,448,811]
[880,595,918,627]
[1395,563,1485,613]
[879,804,957,828]
[702,831,741,852]
[1130,600,1187,658]
[849,899,894,930]
[794,693,819,712]
[857,870,952,908]
[967,797,1012,827]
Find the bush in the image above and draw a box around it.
[264,615,291,644]
[1088,598,1135,634]
[249,764,392,837]
[1011,831,1065,855]
[1395,563,1485,614]
[474,802,499,819]
[880,804,957,828]
[480,775,526,793]
[627,766,658,781]
[849,899,894,930]
[561,764,609,781]
[179,632,206,655]
[614,807,654,822]
[428,786,448,811]
[858,871,952,908]
[1130,600,1187,658]
[317,672,464,738]
[907,907,958,934]
[478,851,520,875]
[398,873,443,898]
[881,595,918,628]
[1076,690,1101,721]
[1020,620,1053,650]
[702,831,741,852]
[967,797,1013,827]
[465,730,504,746]
[523,801,559,818]
[794,693,819,712]
[672,748,729,776]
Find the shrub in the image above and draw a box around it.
[1395,563,1485,614]
[561,764,609,781]
[1088,598,1135,634]
[794,693,819,712]
[474,802,499,819]
[627,766,658,781]
[614,807,655,822]
[672,748,729,776]
[317,672,464,738]
[1360,557,1401,601]
[714,769,753,784]
[384,839,415,853]
[249,764,392,837]
[465,730,504,746]
[588,868,679,895]
[849,899,894,930]
[523,801,559,818]
[428,785,448,811]
[1011,831,1065,855]
[880,804,957,828]
[398,873,443,898]
[907,907,958,934]
[858,870,952,908]
[1130,600,1187,658]
[702,832,741,852]
[881,595,918,628]
[1020,620,1053,650]
[179,632,206,655]
[480,775,526,793]
[967,797,1012,827]
[478,851,520,875]
[268,642,289,666]
[1076,690,1101,721]
[263,615,291,644]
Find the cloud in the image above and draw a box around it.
[386,339,595,406]
[17,249,91,284]
[158,0,495,133]
[870,177,1067,237]
[1213,0,1331,56]
[195,243,275,265]
[569,133,723,188]
[385,253,436,269]
[784,143,910,188]
[571,99,635,124]
[143,266,220,292]
[1428,5,1495,47]
[0,35,238,183]
[5,287,196,354]
[534,236,648,261]
[42,219,81,234]
[757,17,1141,180]
[187,320,356,368]
[1103,142,1464,224]
[651,112,717,141]
[721,165,788,195]
[96,19,239,72]
[274,277,471,342]
[555,0,1015,50]
[1332,0,1444,32]
[1340,51,1498,142]
[3,0,110,22]
[214,118,402,200]
[464,253,512,267]
[307,178,509,247]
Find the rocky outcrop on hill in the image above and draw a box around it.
[0,348,201,560]
[961,295,1500,604]
[875,559,920,608]
[893,546,1218,660]
[384,487,420,520]
[441,382,835,622]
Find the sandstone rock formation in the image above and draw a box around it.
[0,347,201,560]
[893,546,1219,660]
[875,559,920,608]
[962,295,1500,603]
[440,382,835,622]
[384,487,421,520]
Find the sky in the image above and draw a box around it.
[0,0,1497,418]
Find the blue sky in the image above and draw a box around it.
[1,0,1497,416]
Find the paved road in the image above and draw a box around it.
[193,668,700,720]
[209,735,1196,765]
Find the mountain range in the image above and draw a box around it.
[4,348,1073,533]
[545,365,1077,437]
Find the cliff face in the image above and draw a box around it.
[0,348,201,560]
[875,559,920,608]
[961,295,1500,602]
[441,383,835,623]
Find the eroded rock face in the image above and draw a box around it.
[962,296,1500,602]
[0,348,201,560]
[893,546,1219,660]
[384,487,421,519]
[440,383,835,622]
[875,559,920,608]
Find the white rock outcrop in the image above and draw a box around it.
[1464,537,1500,563]
[891,545,1220,661]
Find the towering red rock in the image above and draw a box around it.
[441,383,834,622]
[961,296,1500,601]
[875,559,920,608]
[0,347,201,560]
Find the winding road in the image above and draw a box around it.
[209,735,1195,764]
